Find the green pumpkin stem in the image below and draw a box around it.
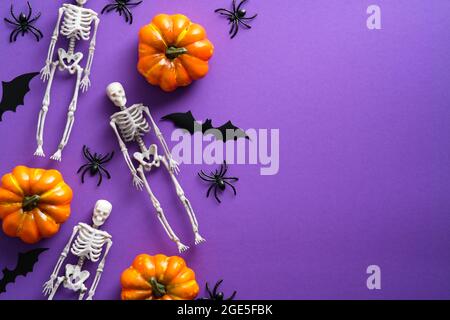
[22,194,41,212]
[150,277,167,298]
[165,46,187,60]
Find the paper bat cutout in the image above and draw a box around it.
[0,248,48,294]
[162,111,249,142]
[0,72,39,121]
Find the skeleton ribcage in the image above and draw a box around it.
[114,106,150,142]
[61,4,95,41]
[71,225,106,262]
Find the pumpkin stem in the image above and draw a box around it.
[166,46,188,60]
[22,194,41,212]
[150,277,167,298]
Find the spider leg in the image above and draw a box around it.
[97,169,104,187]
[4,18,20,26]
[28,25,43,41]
[98,166,111,179]
[237,0,249,12]
[80,166,91,184]
[28,12,42,24]
[223,177,239,181]
[122,6,133,24]
[227,291,237,300]
[10,5,19,23]
[77,163,90,174]
[198,173,214,182]
[214,8,234,15]
[213,280,223,297]
[84,146,95,162]
[230,21,239,39]
[28,24,43,36]
[26,1,32,21]
[200,170,215,180]
[127,1,143,6]
[205,282,213,298]
[241,14,258,20]
[101,4,117,14]
[206,183,215,198]
[99,151,115,163]
[224,181,237,195]
[214,185,222,203]
[10,28,21,42]
[238,19,253,29]
[232,0,237,13]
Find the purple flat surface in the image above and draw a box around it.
[0,0,450,300]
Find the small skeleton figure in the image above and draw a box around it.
[43,200,113,300]
[34,0,100,161]
[107,82,205,253]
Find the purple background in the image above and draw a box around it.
[0,0,449,300]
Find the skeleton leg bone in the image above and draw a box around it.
[48,276,64,300]
[78,285,88,300]
[137,166,189,253]
[159,156,205,245]
[35,61,58,157]
[50,65,83,161]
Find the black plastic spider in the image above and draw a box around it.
[4,1,43,43]
[101,0,143,25]
[77,145,114,186]
[215,0,257,39]
[200,280,237,300]
[198,161,238,203]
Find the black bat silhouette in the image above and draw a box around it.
[162,111,249,142]
[0,248,48,294]
[0,72,39,121]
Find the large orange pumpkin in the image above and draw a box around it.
[138,14,214,92]
[0,166,73,244]
[121,254,199,300]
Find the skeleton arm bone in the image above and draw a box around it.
[41,7,65,80]
[80,16,100,92]
[42,225,80,295]
[142,106,180,174]
[86,238,112,300]
[110,119,144,190]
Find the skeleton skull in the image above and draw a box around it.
[75,0,88,6]
[92,200,112,227]
[106,82,127,108]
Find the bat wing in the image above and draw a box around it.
[0,248,48,294]
[162,110,199,134]
[0,72,39,122]
[216,121,249,142]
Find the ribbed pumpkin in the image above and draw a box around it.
[121,254,199,300]
[138,14,214,92]
[0,166,73,244]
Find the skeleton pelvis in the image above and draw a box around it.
[63,264,90,291]
[134,144,161,172]
[58,48,83,74]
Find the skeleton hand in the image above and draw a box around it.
[42,275,56,295]
[40,62,51,82]
[80,75,91,92]
[133,174,144,191]
[169,158,180,175]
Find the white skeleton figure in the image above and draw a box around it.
[107,82,205,253]
[35,0,100,161]
[43,200,113,300]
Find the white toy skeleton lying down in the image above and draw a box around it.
[107,82,205,253]
[43,200,113,300]
[35,0,100,161]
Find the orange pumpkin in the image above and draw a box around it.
[138,14,214,92]
[0,166,73,244]
[121,254,199,300]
